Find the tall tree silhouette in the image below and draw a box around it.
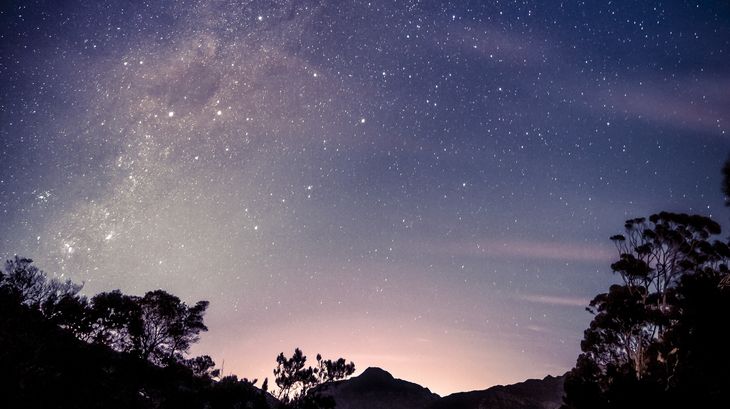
[562,213,730,409]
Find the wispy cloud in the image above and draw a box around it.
[524,324,551,333]
[417,238,614,263]
[600,78,730,135]
[518,293,590,308]
[450,27,547,65]
[445,21,729,137]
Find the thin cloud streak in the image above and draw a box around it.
[416,238,615,263]
[519,294,590,308]
[601,78,730,136]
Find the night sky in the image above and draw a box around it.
[1,0,729,395]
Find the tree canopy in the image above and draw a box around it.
[1,259,211,370]
[562,212,730,409]
[273,348,355,409]
[0,257,272,409]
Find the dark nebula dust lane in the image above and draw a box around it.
[1,0,729,394]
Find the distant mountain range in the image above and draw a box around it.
[317,367,566,409]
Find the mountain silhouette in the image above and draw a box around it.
[317,367,565,409]
[317,367,440,409]
[432,374,565,409]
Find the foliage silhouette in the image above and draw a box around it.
[562,212,730,409]
[132,289,209,364]
[3,255,82,313]
[0,257,269,409]
[315,354,357,384]
[87,290,141,350]
[273,348,355,409]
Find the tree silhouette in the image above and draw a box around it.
[131,289,209,364]
[1,256,81,313]
[274,348,355,409]
[562,212,730,409]
[1,258,212,370]
[0,257,272,409]
[274,348,315,402]
[183,354,218,378]
[87,290,142,350]
[315,354,356,384]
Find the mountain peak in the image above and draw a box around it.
[359,367,394,381]
[318,366,439,409]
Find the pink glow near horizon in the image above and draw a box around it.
[194,308,581,396]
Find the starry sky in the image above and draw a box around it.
[1,0,729,395]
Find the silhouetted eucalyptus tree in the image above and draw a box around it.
[563,212,730,409]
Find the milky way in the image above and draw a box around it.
[2,1,729,394]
